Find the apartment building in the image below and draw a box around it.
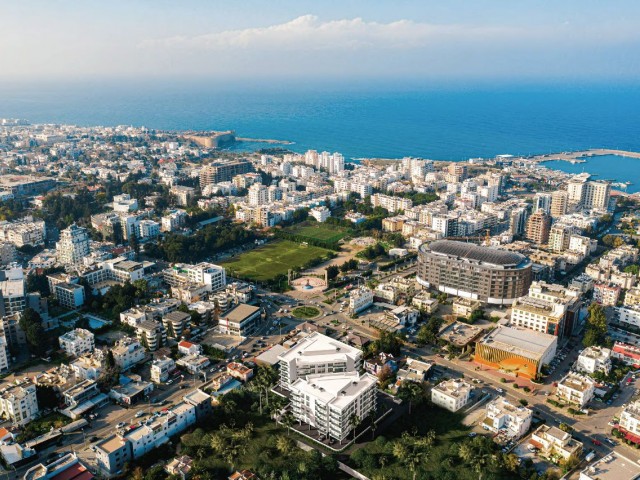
[162,311,190,339]
[556,372,595,408]
[530,425,583,463]
[199,160,253,188]
[70,352,104,381]
[151,357,176,383]
[0,243,17,266]
[0,217,46,247]
[54,282,85,309]
[619,400,640,440]
[112,337,146,369]
[483,397,532,439]
[0,379,39,426]
[576,346,612,375]
[289,371,377,442]
[278,332,362,390]
[58,328,95,357]
[0,266,26,317]
[56,224,90,266]
[349,287,373,314]
[593,283,621,307]
[371,194,413,213]
[95,402,197,474]
[431,379,472,412]
[136,320,167,352]
[525,211,551,245]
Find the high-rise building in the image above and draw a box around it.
[525,211,551,245]
[56,224,90,266]
[509,207,529,236]
[447,163,468,181]
[533,193,552,214]
[583,181,611,210]
[550,190,569,218]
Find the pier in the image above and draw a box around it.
[530,148,640,163]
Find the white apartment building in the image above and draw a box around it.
[583,181,611,211]
[530,425,583,463]
[217,304,260,337]
[70,353,103,381]
[569,235,598,256]
[483,397,532,439]
[309,206,331,223]
[0,334,8,372]
[593,283,621,307]
[289,371,377,442]
[58,328,95,357]
[112,194,138,213]
[349,287,373,314]
[0,217,46,247]
[0,242,17,266]
[151,357,175,383]
[371,194,413,213]
[0,379,39,426]
[619,400,640,438]
[163,262,226,293]
[576,346,612,375]
[431,379,472,412]
[161,209,187,232]
[0,266,26,317]
[278,332,362,389]
[56,224,90,266]
[248,183,268,206]
[614,306,640,328]
[137,219,160,240]
[54,282,86,309]
[111,337,146,370]
[556,372,595,408]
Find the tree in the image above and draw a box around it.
[583,302,608,347]
[326,265,339,281]
[397,382,423,414]
[281,412,295,436]
[19,308,48,356]
[275,435,295,456]
[349,414,361,441]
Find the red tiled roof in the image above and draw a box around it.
[50,464,94,480]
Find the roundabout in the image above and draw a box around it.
[291,306,322,319]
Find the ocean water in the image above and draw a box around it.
[543,155,640,193]
[0,80,639,161]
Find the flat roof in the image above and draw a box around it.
[581,452,640,480]
[291,372,376,410]
[278,332,360,366]
[96,435,127,454]
[223,304,260,322]
[480,326,556,360]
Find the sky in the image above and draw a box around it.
[1,0,639,82]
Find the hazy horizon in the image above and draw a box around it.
[1,0,639,83]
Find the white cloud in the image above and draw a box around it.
[142,15,520,51]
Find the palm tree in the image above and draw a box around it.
[275,435,294,456]
[398,381,423,415]
[281,412,295,436]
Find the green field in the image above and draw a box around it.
[292,306,321,319]
[222,240,331,281]
[288,223,348,243]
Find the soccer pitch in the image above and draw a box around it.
[221,240,331,281]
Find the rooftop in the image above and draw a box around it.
[558,372,594,392]
[422,240,529,267]
[581,452,640,480]
[223,304,260,322]
[433,379,472,398]
[278,332,360,366]
[480,326,556,360]
[291,371,376,410]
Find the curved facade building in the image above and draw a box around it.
[417,240,532,305]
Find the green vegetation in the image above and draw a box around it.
[416,317,444,346]
[278,222,348,249]
[222,240,333,282]
[365,331,405,358]
[292,306,321,319]
[351,398,532,480]
[17,413,71,443]
[19,308,48,356]
[145,221,256,263]
[583,302,609,347]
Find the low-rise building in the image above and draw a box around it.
[452,297,481,319]
[364,352,397,376]
[151,357,176,383]
[178,340,202,356]
[110,380,154,405]
[431,379,472,412]
[579,452,640,480]
[176,354,210,374]
[217,304,260,337]
[556,372,595,408]
[349,287,373,314]
[530,424,583,463]
[482,397,532,439]
[475,326,557,380]
[58,328,94,357]
[70,352,104,381]
[612,342,640,368]
[227,362,253,382]
[112,337,146,369]
[576,346,612,375]
[165,455,194,480]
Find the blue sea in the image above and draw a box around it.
[1,80,639,161]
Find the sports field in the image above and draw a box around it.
[221,240,331,282]
[287,223,348,243]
